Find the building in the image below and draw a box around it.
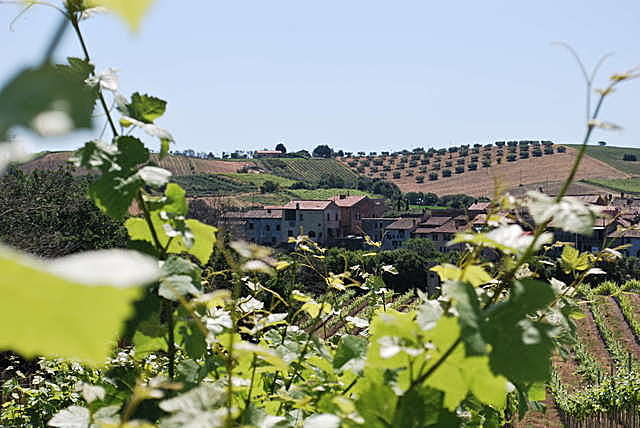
[608,228,640,257]
[382,218,418,250]
[329,195,386,236]
[274,200,341,244]
[253,150,284,158]
[243,209,284,246]
[362,217,399,243]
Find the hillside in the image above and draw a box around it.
[339,145,629,197]
[566,144,640,176]
[19,151,256,176]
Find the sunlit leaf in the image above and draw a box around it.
[0,247,158,365]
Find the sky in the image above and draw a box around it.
[1,0,640,155]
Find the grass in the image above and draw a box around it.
[238,193,290,206]
[582,177,640,194]
[220,173,297,188]
[257,158,359,185]
[566,144,640,176]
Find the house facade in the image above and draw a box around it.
[276,200,341,244]
[243,209,284,246]
[329,195,386,236]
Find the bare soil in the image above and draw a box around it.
[340,147,628,197]
[19,151,256,176]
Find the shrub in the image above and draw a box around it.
[420,159,428,165]
[532,149,542,157]
[418,166,427,173]
[429,172,438,181]
[348,161,357,167]
[468,163,478,171]
[383,165,391,171]
[370,166,379,173]
[409,161,418,167]
[507,154,517,162]
[406,170,414,177]
[471,155,479,162]
[495,141,505,147]
[443,169,452,177]
[448,146,459,153]
[357,166,365,173]
[361,160,370,167]
[445,160,452,167]
[393,171,401,179]
[482,160,491,167]
[472,147,480,154]
[496,157,502,164]
[520,152,529,159]
[544,147,554,155]
[623,153,637,161]
[432,163,441,171]
[456,158,465,165]
[557,146,567,153]
[507,140,518,147]
[373,158,383,166]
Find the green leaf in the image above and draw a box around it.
[483,279,556,383]
[126,217,217,264]
[90,0,158,32]
[333,335,367,369]
[0,247,158,365]
[0,61,97,140]
[126,92,167,123]
[423,317,508,411]
[355,379,398,428]
[443,281,486,355]
[74,137,149,219]
[392,387,443,428]
[560,245,592,272]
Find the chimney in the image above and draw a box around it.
[339,194,346,200]
[296,203,300,210]
[267,209,271,214]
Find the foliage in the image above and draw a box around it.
[312,144,333,158]
[0,167,128,257]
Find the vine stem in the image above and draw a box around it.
[68,12,119,138]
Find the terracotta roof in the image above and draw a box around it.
[609,228,640,238]
[280,200,335,210]
[420,216,452,227]
[254,150,283,154]
[468,202,490,211]
[430,221,460,234]
[386,218,418,230]
[243,209,283,219]
[414,227,434,235]
[329,195,366,207]
[573,194,603,204]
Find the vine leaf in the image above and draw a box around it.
[483,279,557,383]
[0,60,97,140]
[0,247,159,365]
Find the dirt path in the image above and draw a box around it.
[575,305,615,371]
[599,296,640,360]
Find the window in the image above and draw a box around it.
[335,213,338,221]
[276,224,281,231]
[248,223,254,230]
[299,213,304,221]
[327,213,330,221]
[308,231,316,238]
[271,237,276,244]
[287,230,293,237]
[285,210,296,221]
[266,225,271,231]
[399,230,405,238]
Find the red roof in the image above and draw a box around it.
[468,202,490,211]
[386,218,417,230]
[420,216,452,227]
[279,200,336,210]
[329,195,366,207]
[243,209,283,219]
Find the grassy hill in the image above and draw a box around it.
[582,177,640,195]
[566,144,640,176]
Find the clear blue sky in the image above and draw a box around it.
[2,0,640,154]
